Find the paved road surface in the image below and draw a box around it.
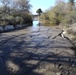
[0,25,76,75]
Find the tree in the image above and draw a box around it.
[36,8,42,25]
[55,0,65,4]
[0,0,33,28]
[36,8,42,16]
[0,0,11,14]
[69,0,74,5]
[15,0,31,12]
[68,0,75,10]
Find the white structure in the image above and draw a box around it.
[5,25,14,30]
[0,26,3,31]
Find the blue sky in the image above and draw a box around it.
[30,0,76,14]
[30,0,56,14]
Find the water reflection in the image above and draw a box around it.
[33,21,39,28]
[31,21,40,31]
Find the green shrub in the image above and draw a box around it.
[40,1,76,26]
[15,16,21,24]
[61,15,72,24]
[0,21,8,25]
[0,13,32,27]
[21,13,32,24]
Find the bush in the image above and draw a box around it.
[40,1,76,26]
[21,12,32,24]
[0,0,33,27]
[0,13,33,27]
[0,20,8,25]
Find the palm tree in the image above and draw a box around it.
[36,8,42,16]
[36,8,42,25]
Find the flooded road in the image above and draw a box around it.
[33,21,39,27]
[0,21,76,75]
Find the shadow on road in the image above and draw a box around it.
[0,31,76,75]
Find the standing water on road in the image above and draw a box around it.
[0,20,75,75]
[31,21,40,31]
[33,21,39,27]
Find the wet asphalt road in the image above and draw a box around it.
[0,25,76,75]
